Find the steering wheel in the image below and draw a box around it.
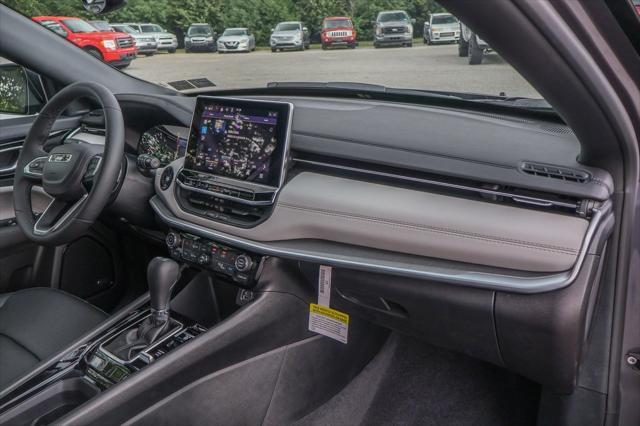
[13,82,124,246]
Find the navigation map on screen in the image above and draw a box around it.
[189,104,279,184]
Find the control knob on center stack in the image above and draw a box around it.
[166,232,181,249]
[234,254,253,272]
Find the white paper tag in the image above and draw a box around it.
[318,265,332,307]
[309,303,349,344]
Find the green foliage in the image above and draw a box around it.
[0,66,27,114]
[221,0,295,44]
[1,0,447,45]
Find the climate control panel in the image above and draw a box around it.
[166,231,260,286]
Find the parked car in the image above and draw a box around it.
[423,13,459,44]
[111,24,158,56]
[270,21,310,52]
[373,10,415,48]
[123,23,177,53]
[459,22,492,65]
[33,16,137,68]
[321,16,357,49]
[217,28,255,53]
[185,23,217,53]
[89,20,114,32]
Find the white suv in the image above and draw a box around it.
[423,13,460,45]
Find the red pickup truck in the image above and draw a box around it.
[321,17,357,50]
[33,16,137,68]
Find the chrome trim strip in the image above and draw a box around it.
[150,196,611,294]
[293,158,579,211]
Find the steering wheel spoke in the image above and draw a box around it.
[34,196,88,236]
[23,156,49,180]
[81,155,103,191]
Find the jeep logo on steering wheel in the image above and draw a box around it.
[48,153,73,163]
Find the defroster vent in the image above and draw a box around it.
[521,162,591,183]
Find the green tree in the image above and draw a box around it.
[1,0,449,46]
[222,0,295,44]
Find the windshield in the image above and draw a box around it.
[90,21,113,32]
[140,24,163,33]
[275,23,300,32]
[39,20,68,37]
[323,19,352,29]
[432,15,457,25]
[188,27,212,36]
[112,25,138,34]
[62,19,98,33]
[6,2,545,104]
[222,29,247,36]
[378,12,409,22]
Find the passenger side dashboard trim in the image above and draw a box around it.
[150,196,611,294]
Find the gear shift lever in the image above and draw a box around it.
[105,257,181,361]
[148,257,181,325]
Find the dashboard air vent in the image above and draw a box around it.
[521,162,590,183]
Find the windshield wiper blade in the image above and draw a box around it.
[267,81,386,92]
[267,81,463,100]
[264,82,555,114]
[469,97,553,110]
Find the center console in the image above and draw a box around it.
[0,257,215,425]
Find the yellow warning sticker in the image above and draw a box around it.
[309,303,349,344]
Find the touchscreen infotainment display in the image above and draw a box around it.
[184,97,291,187]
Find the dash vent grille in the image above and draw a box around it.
[521,162,590,183]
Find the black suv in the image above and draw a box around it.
[185,23,216,52]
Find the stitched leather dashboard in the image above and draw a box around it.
[157,166,589,273]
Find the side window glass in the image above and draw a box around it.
[0,57,46,117]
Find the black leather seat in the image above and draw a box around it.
[0,288,107,391]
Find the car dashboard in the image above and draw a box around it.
[84,92,614,392]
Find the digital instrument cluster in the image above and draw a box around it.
[137,125,189,166]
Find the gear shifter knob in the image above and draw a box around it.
[147,257,180,322]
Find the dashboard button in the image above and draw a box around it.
[160,167,174,191]
[166,232,181,249]
[197,254,210,265]
[235,254,253,272]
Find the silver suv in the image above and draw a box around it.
[123,23,177,53]
[270,22,310,52]
[373,10,415,48]
[110,24,158,56]
[423,13,459,45]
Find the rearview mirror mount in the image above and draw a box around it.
[82,0,128,15]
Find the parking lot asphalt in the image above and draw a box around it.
[125,43,540,98]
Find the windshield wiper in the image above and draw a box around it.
[466,96,553,111]
[267,81,463,100]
